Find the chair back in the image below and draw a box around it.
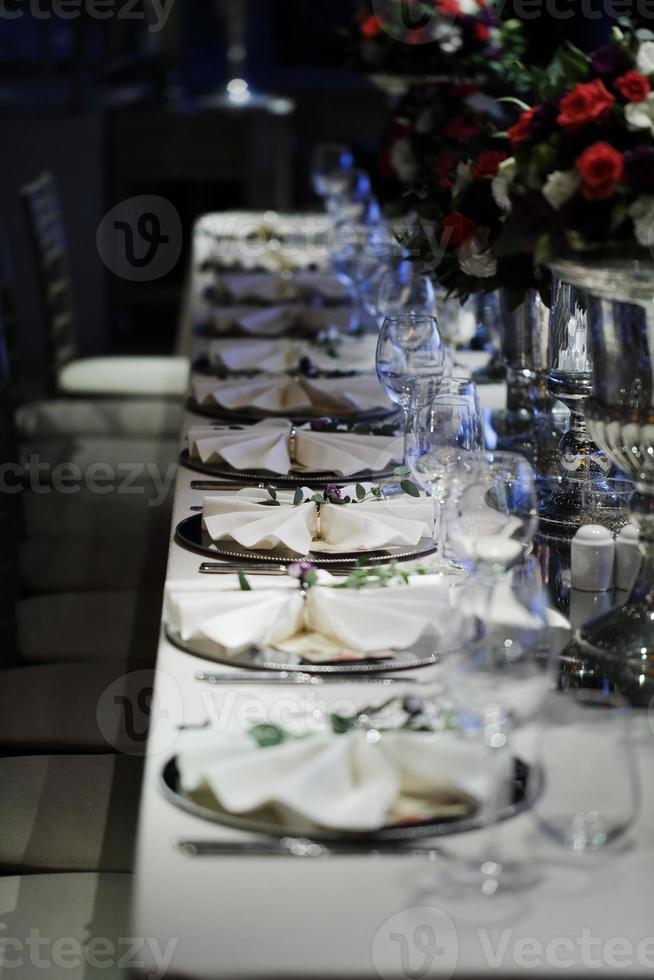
[20,172,78,397]
[0,301,20,663]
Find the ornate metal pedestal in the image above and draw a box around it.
[539,278,612,538]
[551,258,654,706]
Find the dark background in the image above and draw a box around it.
[0,0,611,386]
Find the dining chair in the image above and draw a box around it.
[20,171,189,402]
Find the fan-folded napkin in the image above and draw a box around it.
[187,421,402,476]
[190,374,391,414]
[176,728,503,831]
[201,487,435,555]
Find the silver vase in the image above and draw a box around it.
[550,257,654,705]
[495,289,554,470]
[539,276,613,537]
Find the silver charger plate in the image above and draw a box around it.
[160,756,536,844]
[186,398,395,426]
[178,449,396,488]
[174,513,437,567]
[165,625,439,674]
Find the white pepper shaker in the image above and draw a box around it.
[571,524,615,592]
[615,523,641,593]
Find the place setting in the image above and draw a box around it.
[179,418,403,486]
[192,331,378,378]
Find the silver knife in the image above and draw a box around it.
[176,838,443,858]
[194,670,417,685]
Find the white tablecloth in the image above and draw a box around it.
[134,213,654,979]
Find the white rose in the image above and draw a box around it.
[452,161,473,197]
[542,169,581,210]
[390,138,418,184]
[491,156,517,212]
[637,41,654,76]
[439,25,463,54]
[458,234,497,278]
[629,196,654,248]
[625,92,654,135]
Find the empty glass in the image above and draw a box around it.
[438,377,484,451]
[376,261,436,320]
[442,555,554,896]
[310,143,354,199]
[534,689,639,852]
[406,395,477,565]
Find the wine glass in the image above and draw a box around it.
[437,377,484,451]
[310,143,354,200]
[376,261,436,320]
[440,457,545,897]
[442,553,554,898]
[332,224,391,331]
[375,313,446,454]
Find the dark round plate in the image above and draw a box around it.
[165,625,439,674]
[160,755,536,843]
[179,449,396,488]
[186,398,394,426]
[174,513,438,567]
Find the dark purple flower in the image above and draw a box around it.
[590,44,618,76]
[299,355,318,377]
[624,146,654,192]
[288,560,315,580]
[324,484,343,504]
[529,100,559,142]
[310,417,332,431]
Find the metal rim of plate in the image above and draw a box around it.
[186,398,395,426]
[160,756,538,844]
[174,513,438,567]
[178,449,396,488]
[191,358,361,380]
[165,625,439,675]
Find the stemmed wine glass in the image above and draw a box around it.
[375,261,436,321]
[405,394,479,568]
[375,313,446,456]
[441,454,552,897]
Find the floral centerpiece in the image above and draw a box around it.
[353,0,523,83]
[495,26,654,264]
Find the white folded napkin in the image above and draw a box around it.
[201,487,434,555]
[190,374,391,415]
[205,305,295,337]
[165,574,450,658]
[187,421,292,473]
[292,271,351,303]
[219,273,297,304]
[187,421,402,476]
[202,488,319,554]
[177,728,504,831]
[313,493,435,553]
[204,333,377,375]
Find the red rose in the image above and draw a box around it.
[360,14,382,37]
[436,0,461,16]
[473,23,490,41]
[507,107,537,145]
[472,150,508,179]
[444,116,478,141]
[614,70,651,103]
[575,141,624,200]
[433,155,455,188]
[451,83,478,98]
[441,212,476,247]
[556,80,615,132]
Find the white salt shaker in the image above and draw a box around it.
[571,524,615,592]
[615,523,641,592]
[569,588,613,630]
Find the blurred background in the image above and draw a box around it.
[0,0,609,390]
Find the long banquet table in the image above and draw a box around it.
[132,214,654,980]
